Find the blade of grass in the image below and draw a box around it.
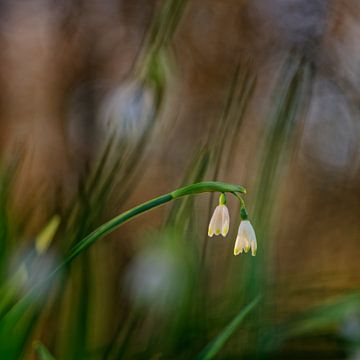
[34,341,56,360]
[195,296,261,360]
[261,291,360,352]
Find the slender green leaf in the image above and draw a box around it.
[34,341,56,360]
[195,296,261,360]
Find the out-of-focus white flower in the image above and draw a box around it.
[208,194,230,237]
[98,80,155,142]
[234,220,257,256]
[339,312,360,343]
[123,242,190,313]
[8,246,61,298]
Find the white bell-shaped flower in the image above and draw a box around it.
[234,220,257,256]
[208,194,230,237]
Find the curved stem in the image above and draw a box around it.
[64,181,245,266]
[0,181,246,322]
[64,193,173,266]
[232,192,246,208]
[172,181,246,198]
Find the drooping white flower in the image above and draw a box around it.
[208,194,230,237]
[234,220,257,256]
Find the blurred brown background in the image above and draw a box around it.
[1,0,360,357]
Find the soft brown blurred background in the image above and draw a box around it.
[1,0,360,358]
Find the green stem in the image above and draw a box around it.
[64,193,172,266]
[0,181,246,323]
[172,181,246,198]
[64,181,245,266]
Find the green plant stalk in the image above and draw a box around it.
[64,181,245,266]
[0,181,246,329]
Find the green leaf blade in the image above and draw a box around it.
[195,296,260,360]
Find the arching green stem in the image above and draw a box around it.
[64,181,245,265]
[0,181,246,326]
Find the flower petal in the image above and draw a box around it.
[221,205,230,237]
[208,206,222,237]
[250,240,257,256]
[234,235,242,255]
